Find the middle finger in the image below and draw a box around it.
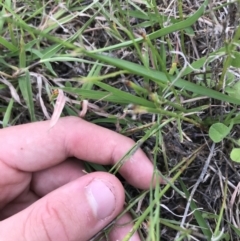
[31,158,85,196]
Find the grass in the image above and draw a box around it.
[1,0,240,240]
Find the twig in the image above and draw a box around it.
[175,143,215,239]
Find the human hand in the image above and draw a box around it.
[0,117,159,241]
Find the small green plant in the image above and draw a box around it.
[209,123,231,143]
[209,120,240,163]
[230,148,240,162]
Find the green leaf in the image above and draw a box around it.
[225,82,240,100]
[91,0,208,53]
[0,36,18,52]
[19,34,26,68]
[230,148,240,163]
[179,179,212,239]
[30,49,57,76]
[0,0,11,32]
[83,52,240,105]
[2,98,14,128]
[62,86,154,107]
[41,44,63,60]
[18,71,36,121]
[128,10,195,36]
[0,84,7,90]
[95,81,154,107]
[209,123,230,143]
[230,223,240,236]
[231,50,240,68]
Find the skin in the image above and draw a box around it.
[0,116,161,241]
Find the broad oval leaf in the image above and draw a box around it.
[209,123,230,143]
[230,148,240,163]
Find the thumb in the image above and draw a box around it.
[0,172,124,241]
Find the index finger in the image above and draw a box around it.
[0,117,158,189]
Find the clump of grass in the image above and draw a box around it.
[1,0,240,240]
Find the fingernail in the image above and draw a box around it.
[85,179,116,220]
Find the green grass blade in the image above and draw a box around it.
[0,36,18,52]
[41,44,63,60]
[19,71,36,121]
[2,98,14,128]
[62,88,130,104]
[90,0,209,53]
[83,52,240,105]
[93,81,155,107]
[63,84,155,107]
[81,62,102,90]
[179,179,212,240]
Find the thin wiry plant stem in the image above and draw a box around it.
[175,143,215,240]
